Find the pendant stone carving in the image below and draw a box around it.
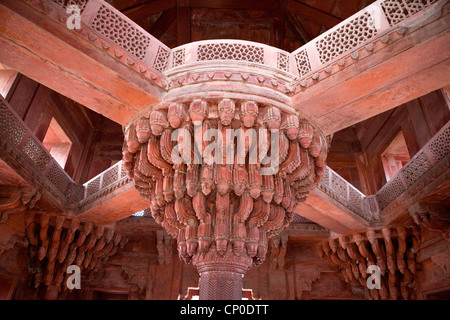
[123,98,328,299]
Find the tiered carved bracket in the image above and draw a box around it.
[24,212,127,297]
[409,203,450,241]
[320,226,421,300]
[156,230,173,266]
[0,186,40,223]
[123,98,329,299]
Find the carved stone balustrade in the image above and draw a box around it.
[0,96,83,212]
[32,0,445,91]
[123,98,329,299]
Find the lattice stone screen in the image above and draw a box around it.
[153,46,171,73]
[375,121,450,210]
[51,0,88,12]
[22,137,51,172]
[0,96,77,208]
[277,52,290,72]
[49,0,442,79]
[381,0,439,26]
[293,49,312,77]
[197,43,264,64]
[172,48,186,68]
[80,160,131,207]
[318,167,370,220]
[0,101,27,146]
[316,11,377,64]
[91,5,151,61]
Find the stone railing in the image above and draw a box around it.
[169,39,293,74]
[0,95,82,211]
[290,0,440,78]
[375,120,450,211]
[10,0,445,222]
[317,120,450,221]
[317,166,379,221]
[78,160,131,208]
[44,0,442,82]
[44,0,171,87]
[3,89,446,224]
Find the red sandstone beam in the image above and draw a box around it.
[177,5,191,46]
[0,0,165,126]
[296,190,369,234]
[293,7,450,135]
[76,181,149,225]
[75,170,365,233]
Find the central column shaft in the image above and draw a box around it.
[199,270,244,300]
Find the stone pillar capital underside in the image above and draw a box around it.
[123,92,329,299]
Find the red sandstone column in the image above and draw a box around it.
[198,270,244,300]
[193,244,253,300]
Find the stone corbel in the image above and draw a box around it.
[156,230,173,266]
[0,186,40,223]
[121,264,150,296]
[431,250,450,278]
[293,265,321,300]
[269,234,288,270]
[409,203,450,241]
[24,211,128,298]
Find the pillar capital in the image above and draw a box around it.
[124,95,328,299]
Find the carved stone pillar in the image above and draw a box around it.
[194,244,252,300]
[199,271,244,300]
[409,203,450,241]
[123,90,328,298]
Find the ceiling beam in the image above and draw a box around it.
[271,6,286,49]
[286,12,311,44]
[149,7,177,39]
[122,0,176,22]
[177,3,191,46]
[292,11,450,136]
[186,0,276,10]
[0,0,164,126]
[110,0,152,12]
[286,0,342,30]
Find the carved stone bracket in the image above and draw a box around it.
[121,263,150,295]
[0,186,40,223]
[24,211,128,297]
[320,226,421,300]
[269,234,288,271]
[409,203,450,241]
[293,266,321,300]
[123,97,329,299]
[156,230,173,266]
